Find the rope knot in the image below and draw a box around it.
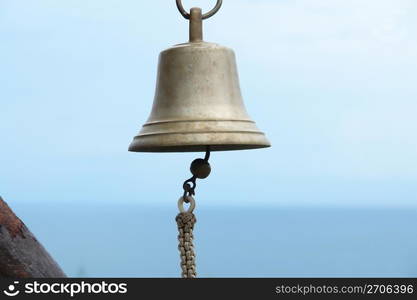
[176,212,196,227]
[175,212,197,278]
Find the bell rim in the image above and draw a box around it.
[128,144,271,153]
[128,130,271,153]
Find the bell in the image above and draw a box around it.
[129,3,270,152]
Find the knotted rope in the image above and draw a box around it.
[176,208,197,278]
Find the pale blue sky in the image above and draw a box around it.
[1,0,416,207]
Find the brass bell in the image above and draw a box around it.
[129,0,270,152]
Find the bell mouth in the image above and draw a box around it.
[129,141,270,153]
[128,132,271,152]
[128,119,271,153]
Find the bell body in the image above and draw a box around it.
[129,41,270,152]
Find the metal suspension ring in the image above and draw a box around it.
[176,0,223,20]
[178,196,196,213]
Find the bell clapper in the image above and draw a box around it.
[175,146,211,278]
[182,146,212,201]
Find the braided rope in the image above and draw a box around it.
[176,211,197,278]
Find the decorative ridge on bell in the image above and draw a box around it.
[128,0,271,152]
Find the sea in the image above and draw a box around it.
[10,203,417,277]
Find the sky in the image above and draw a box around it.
[1,0,417,208]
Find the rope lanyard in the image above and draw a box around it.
[176,196,197,278]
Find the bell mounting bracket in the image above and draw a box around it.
[175,0,223,42]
